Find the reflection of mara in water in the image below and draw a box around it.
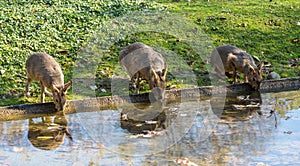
[28,111,72,150]
[1,90,300,165]
[120,101,167,134]
[167,91,266,165]
[172,91,300,165]
[211,91,262,121]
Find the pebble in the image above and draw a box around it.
[267,72,281,80]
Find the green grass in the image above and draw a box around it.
[0,0,299,106]
[0,0,158,106]
[159,0,299,76]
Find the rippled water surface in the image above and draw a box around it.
[1,90,300,165]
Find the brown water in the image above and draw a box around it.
[0,90,300,165]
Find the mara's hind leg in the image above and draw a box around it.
[40,82,46,103]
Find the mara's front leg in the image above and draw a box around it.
[44,89,53,96]
[232,68,237,84]
[40,82,46,103]
[244,72,249,83]
[134,72,140,94]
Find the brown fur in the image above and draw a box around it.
[120,42,168,100]
[211,45,264,89]
[28,111,72,150]
[25,52,72,111]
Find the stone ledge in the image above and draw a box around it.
[0,77,299,121]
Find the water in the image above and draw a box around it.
[1,90,300,165]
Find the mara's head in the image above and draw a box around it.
[52,81,72,111]
[247,61,264,90]
[149,66,168,101]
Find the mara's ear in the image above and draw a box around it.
[258,60,264,73]
[150,67,159,81]
[245,64,255,75]
[249,65,256,74]
[52,84,60,94]
[162,64,168,78]
[63,81,72,93]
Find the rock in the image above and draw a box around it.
[267,72,281,80]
